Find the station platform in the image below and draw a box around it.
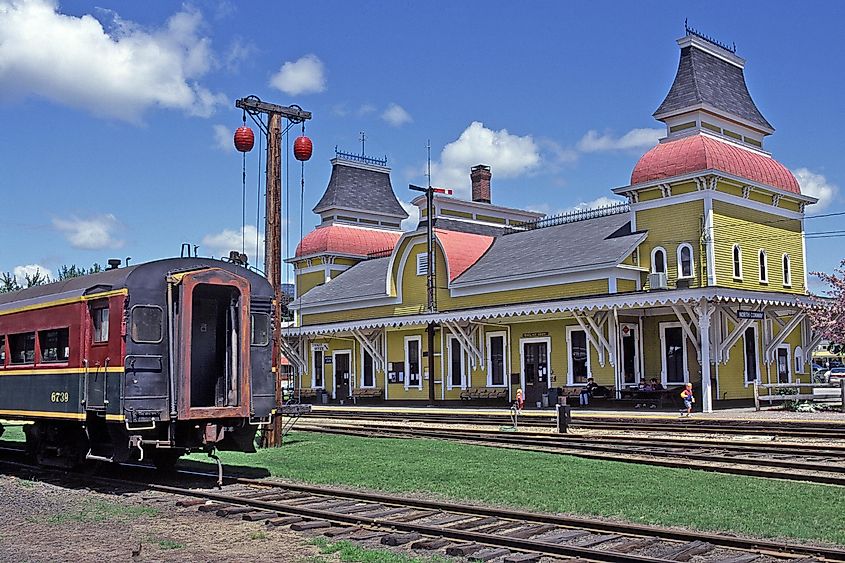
[310,404,845,424]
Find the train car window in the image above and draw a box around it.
[131,306,163,344]
[92,306,109,343]
[251,313,270,346]
[0,335,5,366]
[9,332,35,364]
[39,329,69,363]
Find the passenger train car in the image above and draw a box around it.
[0,258,275,468]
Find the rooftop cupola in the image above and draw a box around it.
[655,23,773,149]
[312,149,408,230]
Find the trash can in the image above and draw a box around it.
[547,387,560,406]
[541,393,549,408]
[320,390,329,404]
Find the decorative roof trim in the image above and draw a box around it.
[285,288,814,336]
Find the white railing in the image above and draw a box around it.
[753,378,845,412]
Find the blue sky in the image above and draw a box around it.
[0,0,842,291]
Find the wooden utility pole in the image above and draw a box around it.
[235,97,311,446]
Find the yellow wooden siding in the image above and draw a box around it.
[635,200,704,289]
[449,280,609,310]
[295,270,326,298]
[442,209,473,219]
[617,279,637,293]
[671,181,698,196]
[386,328,441,400]
[476,214,507,224]
[641,315,701,385]
[712,200,805,293]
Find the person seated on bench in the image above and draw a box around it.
[579,378,598,406]
[634,378,653,409]
[650,378,664,391]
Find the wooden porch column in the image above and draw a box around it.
[696,301,714,413]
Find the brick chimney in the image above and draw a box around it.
[470,164,491,203]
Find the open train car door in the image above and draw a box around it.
[173,268,252,421]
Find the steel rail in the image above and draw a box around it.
[1,455,844,561]
[300,424,845,487]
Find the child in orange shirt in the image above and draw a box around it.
[680,383,695,417]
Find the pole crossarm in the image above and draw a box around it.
[235,98,312,122]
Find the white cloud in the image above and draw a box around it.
[357,103,376,116]
[269,54,326,96]
[792,168,838,211]
[0,0,225,122]
[382,103,412,127]
[400,201,420,231]
[202,225,264,265]
[53,214,123,250]
[577,128,663,152]
[13,264,53,285]
[224,37,256,72]
[212,124,234,152]
[432,122,541,198]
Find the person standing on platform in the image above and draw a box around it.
[680,383,695,417]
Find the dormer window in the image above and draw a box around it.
[677,244,694,278]
[782,254,791,287]
[732,245,743,279]
[759,249,768,283]
[651,247,667,274]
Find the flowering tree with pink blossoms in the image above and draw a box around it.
[808,259,845,354]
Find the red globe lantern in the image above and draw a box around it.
[293,135,313,161]
[233,126,254,152]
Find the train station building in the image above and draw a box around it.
[282,30,821,412]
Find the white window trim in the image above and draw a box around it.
[566,325,592,386]
[311,346,325,389]
[758,249,768,284]
[415,253,428,276]
[776,343,792,383]
[404,335,422,390]
[794,346,804,375]
[519,337,552,393]
[659,322,689,385]
[447,336,467,390]
[620,323,640,386]
[332,350,352,398]
[742,323,759,387]
[782,253,792,287]
[676,243,695,279]
[732,244,743,280]
[359,347,376,389]
[485,331,508,388]
[650,246,667,274]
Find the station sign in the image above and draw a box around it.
[737,310,764,320]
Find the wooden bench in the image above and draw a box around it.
[352,388,383,400]
[459,387,508,401]
[295,388,318,401]
[618,386,682,409]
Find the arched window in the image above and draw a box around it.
[651,247,667,274]
[758,249,768,283]
[732,244,742,279]
[782,254,791,287]
[677,243,694,278]
[794,346,804,374]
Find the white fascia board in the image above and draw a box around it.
[655,101,773,136]
[286,251,369,264]
[287,287,814,336]
[449,265,638,297]
[414,194,545,221]
[298,294,399,315]
[319,205,408,222]
[676,34,746,68]
[630,189,807,221]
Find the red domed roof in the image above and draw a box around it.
[295,225,402,258]
[631,134,800,194]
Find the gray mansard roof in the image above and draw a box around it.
[452,213,645,285]
[654,44,773,132]
[296,256,391,306]
[313,159,408,219]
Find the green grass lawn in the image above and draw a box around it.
[185,431,844,546]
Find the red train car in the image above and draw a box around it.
[0,258,275,468]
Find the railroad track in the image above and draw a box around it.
[0,457,843,563]
[304,409,845,439]
[300,422,845,486]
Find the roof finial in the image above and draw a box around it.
[684,20,736,53]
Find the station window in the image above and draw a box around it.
[9,332,35,365]
[758,249,768,283]
[39,328,69,363]
[92,306,110,343]
[677,244,694,278]
[0,335,5,366]
[661,325,686,384]
[567,327,590,384]
[743,326,758,383]
[132,306,164,344]
[487,333,506,387]
[361,350,375,388]
[250,313,270,347]
[404,336,422,389]
[449,337,465,388]
[782,254,792,287]
[312,349,324,388]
